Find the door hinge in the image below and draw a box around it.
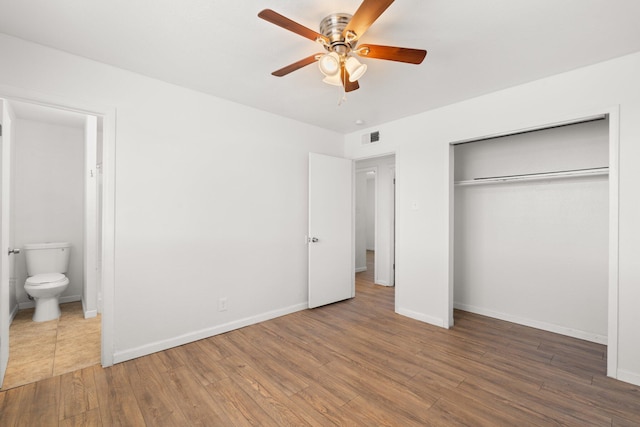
[0,124,3,137]
[393,178,395,184]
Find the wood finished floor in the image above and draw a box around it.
[2,302,101,391]
[1,254,639,425]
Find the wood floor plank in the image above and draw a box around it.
[204,377,277,426]
[323,358,436,424]
[160,365,229,426]
[58,407,102,427]
[92,363,146,426]
[0,386,25,426]
[217,355,313,426]
[216,331,307,397]
[289,385,364,426]
[124,357,192,426]
[58,367,99,422]
[458,375,612,426]
[172,341,229,387]
[27,375,61,426]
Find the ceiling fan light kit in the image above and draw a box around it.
[258,0,427,95]
[345,56,367,82]
[318,51,342,77]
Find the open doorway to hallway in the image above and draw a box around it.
[355,154,396,297]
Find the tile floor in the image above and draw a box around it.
[2,301,101,390]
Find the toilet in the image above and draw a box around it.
[23,242,71,322]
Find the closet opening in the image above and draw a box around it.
[451,114,614,354]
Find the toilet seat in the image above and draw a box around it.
[25,273,68,289]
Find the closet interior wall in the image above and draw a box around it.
[453,119,609,343]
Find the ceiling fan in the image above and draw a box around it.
[258,0,427,93]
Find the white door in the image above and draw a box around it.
[0,99,13,386]
[308,153,354,308]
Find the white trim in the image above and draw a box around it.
[350,161,356,299]
[616,370,640,387]
[374,279,390,286]
[447,144,455,328]
[454,302,607,345]
[83,115,98,319]
[607,106,620,379]
[0,84,117,368]
[354,266,367,273]
[9,304,18,324]
[113,302,308,364]
[396,307,446,328]
[388,165,396,287]
[81,297,98,319]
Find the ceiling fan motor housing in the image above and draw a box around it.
[320,13,355,55]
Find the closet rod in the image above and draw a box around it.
[455,167,609,186]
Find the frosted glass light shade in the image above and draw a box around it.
[319,52,341,76]
[345,56,367,82]
[322,72,343,86]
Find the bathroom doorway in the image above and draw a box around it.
[0,99,103,389]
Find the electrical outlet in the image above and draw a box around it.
[218,297,228,312]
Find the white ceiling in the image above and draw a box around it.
[1,0,639,134]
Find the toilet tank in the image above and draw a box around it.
[23,242,71,276]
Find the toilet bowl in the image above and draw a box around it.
[23,242,71,322]
[24,273,70,322]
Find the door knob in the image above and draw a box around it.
[310,237,319,243]
[8,248,20,255]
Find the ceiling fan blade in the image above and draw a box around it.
[341,66,360,92]
[357,44,427,64]
[258,9,329,44]
[342,0,395,41]
[272,54,321,77]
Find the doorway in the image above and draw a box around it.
[0,99,103,389]
[355,154,396,292]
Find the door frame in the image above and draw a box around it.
[0,99,16,385]
[0,84,117,367]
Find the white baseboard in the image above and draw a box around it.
[81,298,98,318]
[374,279,391,287]
[18,294,82,310]
[355,266,367,273]
[113,302,308,364]
[616,369,640,387]
[9,304,19,323]
[396,307,446,328]
[454,302,607,345]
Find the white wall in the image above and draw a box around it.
[355,171,367,272]
[355,155,396,286]
[345,51,640,386]
[0,34,344,362]
[13,118,84,305]
[366,178,375,250]
[454,120,609,343]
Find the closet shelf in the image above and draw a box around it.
[454,167,609,186]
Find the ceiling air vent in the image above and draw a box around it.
[361,131,380,145]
